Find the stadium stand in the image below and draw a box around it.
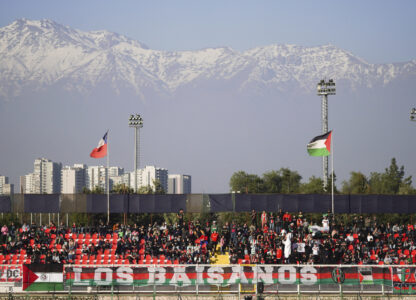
[0,211,415,266]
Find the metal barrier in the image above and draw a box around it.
[4,264,416,296]
[59,264,411,296]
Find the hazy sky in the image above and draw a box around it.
[1,0,415,64]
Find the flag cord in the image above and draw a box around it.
[107,130,110,225]
[331,131,334,215]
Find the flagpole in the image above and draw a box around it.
[107,130,110,225]
[331,131,334,215]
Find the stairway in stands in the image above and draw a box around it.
[211,245,230,264]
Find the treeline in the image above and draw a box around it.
[82,179,166,195]
[229,158,416,195]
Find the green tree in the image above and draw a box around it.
[301,176,325,194]
[326,172,338,194]
[342,172,368,194]
[279,168,302,193]
[137,180,165,194]
[383,158,405,194]
[399,177,416,195]
[82,186,104,194]
[111,183,134,194]
[368,158,413,194]
[262,170,282,193]
[368,172,384,194]
[153,179,166,194]
[229,171,264,193]
[138,185,154,194]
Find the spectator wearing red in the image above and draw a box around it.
[282,212,292,229]
[261,211,268,229]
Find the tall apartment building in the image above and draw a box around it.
[109,167,124,177]
[108,167,125,191]
[168,174,192,194]
[0,176,7,194]
[20,174,33,194]
[0,176,13,195]
[87,166,108,192]
[2,184,14,196]
[21,158,62,194]
[110,173,130,190]
[129,166,168,193]
[35,158,62,194]
[61,164,87,194]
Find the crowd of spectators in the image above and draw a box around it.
[226,210,416,265]
[0,209,415,265]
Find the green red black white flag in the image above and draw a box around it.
[307,131,332,157]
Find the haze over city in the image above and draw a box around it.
[0,0,415,193]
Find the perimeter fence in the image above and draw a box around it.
[3,264,416,297]
[1,193,416,214]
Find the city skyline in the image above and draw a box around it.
[15,157,191,195]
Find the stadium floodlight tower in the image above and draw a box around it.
[317,79,336,190]
[411,108,416,122]
[128,114,143,192]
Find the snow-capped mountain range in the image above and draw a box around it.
[0,18,415,100]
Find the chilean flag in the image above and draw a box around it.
[90,131,108,158]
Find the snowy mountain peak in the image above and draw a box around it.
[0,19,415,101]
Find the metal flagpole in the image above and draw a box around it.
[331,131,334,215]
[107,130,110,225]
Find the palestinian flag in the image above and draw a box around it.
[23,264,64,291]
[359,267,374,285]
[359,267,392,286]
[307,131,332,157]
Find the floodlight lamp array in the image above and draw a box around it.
[128,114,143,127]
[317,79,336,96]
[411,108,416,122]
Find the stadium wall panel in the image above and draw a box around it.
[24,194,60,213]
[0,196,11,213]
[5,193,416,213]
